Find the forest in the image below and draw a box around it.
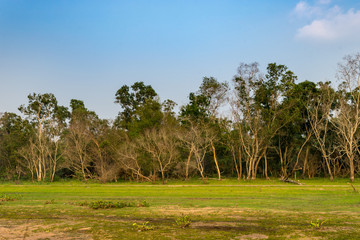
[1,53,360,183]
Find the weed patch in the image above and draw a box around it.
[132,221,154,232]
[0,193,22,202]
[76,200,150,209]
[175,214,192,228]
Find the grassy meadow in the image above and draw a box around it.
[0,178,359,239]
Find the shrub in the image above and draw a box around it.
[0,193,22,202]
[175,215,192,228]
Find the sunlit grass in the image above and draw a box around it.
[0,179,359,239]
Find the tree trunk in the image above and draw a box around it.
[185,147,193,181]
[350,156,355,182]
[302,146,309,178]
[231,147,240,180]
[325,158,334,181]
[264,152,269,180]
[238,147,242,180]
[211,142,221,180]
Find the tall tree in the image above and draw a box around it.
[18,93,69,181]
[64,99,97,180]
[273,81,317,180]
[331,53,360,182]
[307,82,336,181]
[232,62,297,180]
[180,77,228,180]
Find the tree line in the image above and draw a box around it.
[1,53,360,183]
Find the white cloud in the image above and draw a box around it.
[294,2,360,42]
[293,1,322,18]
[297,19,336,40]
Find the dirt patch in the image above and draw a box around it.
[285,230,325,239]
[234,233,268,239]
[0,219,92,240]
[156,206,246,216]
[191,221,263,232]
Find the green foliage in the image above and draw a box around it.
[3,54,360,183]
[88,200,133,209]
[115,81,160,133]
[77,200,150,209]
[0,112,33,179]
[137,200,150,207]
[0,193,22,201]
[175,214,192,228]
[132,221,154,232]
[180,92,210,122]
[310,219,327,229]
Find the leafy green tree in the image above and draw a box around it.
[115,82,161,135]
[232,62,298,180]
[180,92,210,122]
[275,81,317,179]
[0,112,33,179]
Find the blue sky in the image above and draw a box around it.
[1,0,360,119]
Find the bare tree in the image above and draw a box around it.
[177,119,215,183]
[223,122,243,180]
[138,126,180,184]
[331,53,360,182]
[307,82,336,181]
[176,124,196,181]
[18,93,68,181]
[231,62,264,180]
[64,113,94,180]
[113,135,152,182]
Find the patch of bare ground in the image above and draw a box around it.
[233,233,268,239]
[328,211,360,216]
[156,206,268,222]
[156,206,247,216]
[191,221,262,232]
[319,226,354,232]
[286,230,324,239]
[0,219,92,240]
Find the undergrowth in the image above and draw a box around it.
[76,200,150,209]
[0,193,22,202]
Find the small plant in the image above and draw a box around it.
[132,221,154,232]
[44,199,55,204]
[137,200,150,207]
[175,214,192,228]
[310,219,327,229]
[0,193,22,202]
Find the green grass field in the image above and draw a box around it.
[0,178,359,239]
